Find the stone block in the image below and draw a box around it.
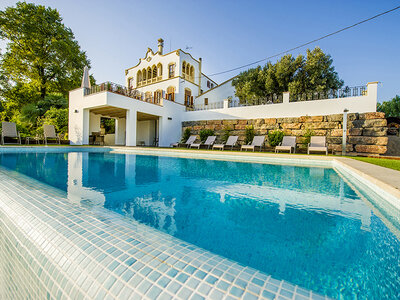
[352,119,387,128]
[326,114,343,122]
[234,124,246,130]
[193,126,203,130]
[359,112,385,120]
[363,119,387,128]
[348,128,363,136]
[348,136,388,145]
[304,122,339,130]
[260,124,279,130]
[282,129,292,135]
[327,137,342,144]
[237,119,248,125]
[281,123,302,129]
[329,129,343,137]
[347,113,358,121]
[207,120,221,125]
[329,144,353,152]
[222,120,238,125]
[355,145,387,154]
[264,118,277,125]
[362,127,387,137]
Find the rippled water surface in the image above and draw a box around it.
[0,151,399,299]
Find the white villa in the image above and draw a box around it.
[69,38,378,147]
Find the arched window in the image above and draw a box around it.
[168,63,175,78]
[142,68,147,81]
[190,66,194,81]
[157,63,162,78]
[152,65,157,79]
[186,64,190,76]
[137,71,142,87]
[147,67,152,81]
[182,62,186,76]
[166,86,175,101]
[128,77,133,89]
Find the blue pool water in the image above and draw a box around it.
[0,151,399,299]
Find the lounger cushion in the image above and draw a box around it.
[275,146,292,151]
[308,146,327,152]
[241,145,255,149]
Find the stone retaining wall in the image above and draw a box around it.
[182,112,388,155]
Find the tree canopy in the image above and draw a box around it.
[0,2,92,137]
[232,47,344,104]
[377,95,400,117]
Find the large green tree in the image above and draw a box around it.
[0,2,92,137]
[377,95,400,117]
[232,47,344,104]
[0,1,91,100]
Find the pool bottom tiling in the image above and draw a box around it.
[0,148,399,299]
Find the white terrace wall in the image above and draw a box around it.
[186,82,378,122]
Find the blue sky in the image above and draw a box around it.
[1,0,399,102]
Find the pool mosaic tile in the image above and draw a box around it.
[0,165,332,299]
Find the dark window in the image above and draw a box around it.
[204,98,208,105]
[168,64,175,78]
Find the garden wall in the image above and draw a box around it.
[182,112,388,156]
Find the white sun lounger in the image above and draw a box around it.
[1,121,21,145]
[275,136,297,153]
[43,124,61,145]
[307,136,328,155]
[213,136,239,150]
[172,135,197,148]
[190,136,216,149]
[241,136,265,152]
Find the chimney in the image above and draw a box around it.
[158,38,164,54]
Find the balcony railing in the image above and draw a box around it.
[84,81,162,106]
[290,85,366,102]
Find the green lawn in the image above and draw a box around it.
[351,157,400,171]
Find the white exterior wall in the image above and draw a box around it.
[184,82,378,121]
[89,113,101,134]
[68,88,186,147]
[137,120,156,146]
[125,47,216,106]
[195,78,238,107]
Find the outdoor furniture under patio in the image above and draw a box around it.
[171,135,197,148]
[213,136,239,150]
[241,136,265,152]
[275,136,297,153]
[1,121,21,145]
[307,136,328,155]
[43,124,61,145]
[190,136,216,149]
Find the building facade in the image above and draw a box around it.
[68,39,378,148]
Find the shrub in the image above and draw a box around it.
[181,127,191,142]
[199,129,214,143]
[303,129,314,144]
[39,107,69,138]
[244,125,255,144]
[222,126,232,143]
[268,130,285,147]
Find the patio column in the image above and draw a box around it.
[82,109,90,145]
[126,109,137,147]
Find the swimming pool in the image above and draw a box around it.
[0,149,399,299]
